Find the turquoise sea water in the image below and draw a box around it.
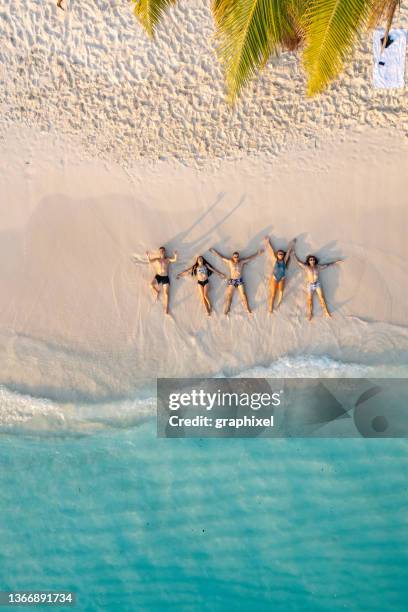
[1,420,407,611]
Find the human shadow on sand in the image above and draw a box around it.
[161,193,251,311]
[171,218,273,315]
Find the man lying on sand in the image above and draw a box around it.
[209,246,264,315]
[264,235,296,313]
[146,246,178,315]
[294,251,343,320]
[177,255,225,317]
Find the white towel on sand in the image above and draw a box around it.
[373,28,406,89]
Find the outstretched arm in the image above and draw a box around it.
[146,251,159,263]
[209,248,229,263]
[168,250,178,263]
[241,248,264,264]
[285,238,296,264]
[206,263,226,278]
[263,236,276,260]
[319,259,344,270]
[176,265,194,279]
[294,252,306,269]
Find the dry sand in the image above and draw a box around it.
[1,1,407,165]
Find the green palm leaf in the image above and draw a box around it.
[132,0,178,38]
[303,0,374,96]
[213,0,305,102]
[368,0,399,29]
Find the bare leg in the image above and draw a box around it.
[316,287,331,317]
[276,279,285,308]
[150,278,160,302]
[224,285,234,315]
[307,293,313,321]
[163,284,170,315]
[269,278,277,313]
[203,284,212,315]
[199,285,211,316]
[238,285,251,315]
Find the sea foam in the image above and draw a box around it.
[1,355,406,435]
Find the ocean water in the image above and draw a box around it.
[0,356,407,611]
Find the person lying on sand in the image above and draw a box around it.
[264,235,296,313]
[294,251,343,320]
[146,246,177,315]
[177,256,226,316]
[209,246,264,316]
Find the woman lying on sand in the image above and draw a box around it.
[264,235,296,313]
[177,256,225,316]
[295,251,343,320]
[146,247,178,315]
[210,246,264,316]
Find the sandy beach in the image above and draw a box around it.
[1,0,407,165]
[1,125,408,412]
[1,4,408,611]
[0,1,408,427]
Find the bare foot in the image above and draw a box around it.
[150,287,159,302]
[307,313,313,321]
[325,311,332,318]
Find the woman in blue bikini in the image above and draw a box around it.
[177,256,225,316]
[294,251,343,320]
[264,236,296,313]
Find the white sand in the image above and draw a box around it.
[0,2,408,412]
[1,1,407,165]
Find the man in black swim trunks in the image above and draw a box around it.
[146,246,178,315]
[210,245,264,315]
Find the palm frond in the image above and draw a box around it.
[213,0,305,103]
[303,0,374,96]
[368,0,399,29]
[132,0,177,38]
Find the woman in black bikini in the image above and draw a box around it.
[177,256,225,316]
